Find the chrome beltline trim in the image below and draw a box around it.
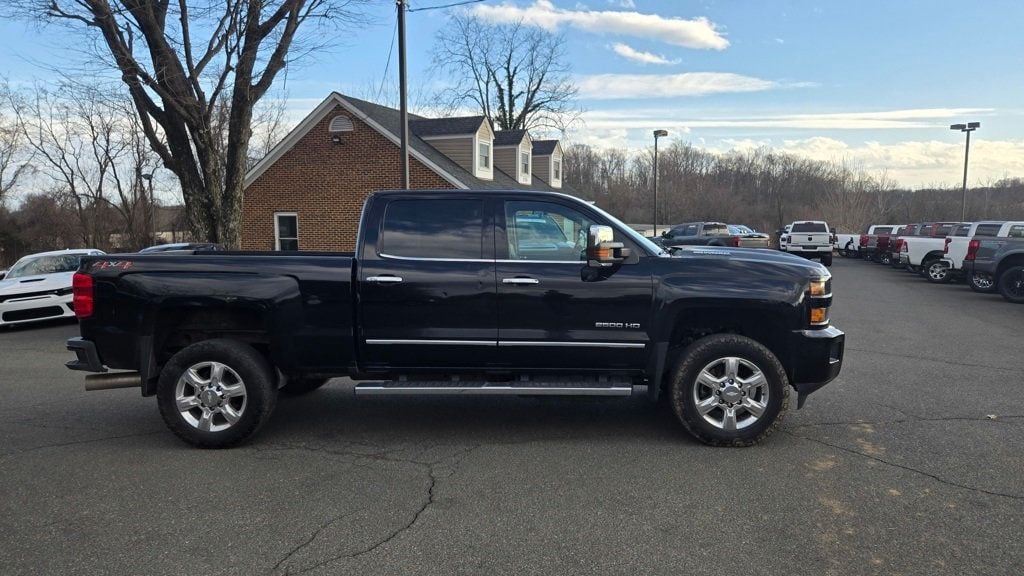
[365,339,645,348]
[366,339,497,346]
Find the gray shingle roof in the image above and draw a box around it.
[493,129,527,146]
[532,140,559,155]
[409,116,486,137]
[339,94,568,193]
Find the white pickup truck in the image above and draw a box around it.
[781,221,833,266]
[943,221,1024,291]
[898,221,963,280]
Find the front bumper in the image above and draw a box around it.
[0,293,75,326]
[789,326,844,408]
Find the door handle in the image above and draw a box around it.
[367,275,403,284]
[503,277,540,285]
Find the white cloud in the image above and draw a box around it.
[470,0,729,50]
[579,107,994,129]
[610,42,679,65]
[578,72,781,99]
[608,0,635,7]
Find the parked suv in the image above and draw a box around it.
[782,221,833,266]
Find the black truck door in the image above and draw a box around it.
[358,196,497,369]
[495,199,652,370]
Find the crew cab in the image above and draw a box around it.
[781,221,833,266]
[66,190,844,448]
[898,222,962,277]
[660,222,738,247]
[962,222,1024,300]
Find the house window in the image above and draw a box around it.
[478,141,491,169]
[275,213,298,251]
[521,151,530,177]
[553,159,562,180]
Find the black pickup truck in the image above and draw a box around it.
[66,190,844,448]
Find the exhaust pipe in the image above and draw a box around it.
[85,372,142,391]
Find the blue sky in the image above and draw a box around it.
[2,0,1023,187]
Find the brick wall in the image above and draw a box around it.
[242,104,456,251]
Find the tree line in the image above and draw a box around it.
[564,142,1024,235]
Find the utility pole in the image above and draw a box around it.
[397,0,410,189]
[652,130,668,237]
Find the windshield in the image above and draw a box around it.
[728,225,754,234]
[6,254,83,279]
[587,202,666,255]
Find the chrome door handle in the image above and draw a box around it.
[503,277,539,285]
[367,275,403,283]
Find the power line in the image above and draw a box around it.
[407,0,486,13]
[377,18,398,101]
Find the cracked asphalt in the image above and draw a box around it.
[1,257,1022,576]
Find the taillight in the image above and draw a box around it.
[72,273,94,319]
[730,236,740,247]
[901,241,908,253]
[943,238,951,254]
[859,234,868,246]
[965,239,980,261]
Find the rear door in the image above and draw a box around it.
[495,198,652,370]
[358,196,497,369]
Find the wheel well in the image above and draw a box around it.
[155,307,270,365]
[663,307,789,391]
[922,250,945,264]
[996,254,1024,278]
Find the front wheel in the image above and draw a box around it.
[669,334,789,447]
[997,266,1024,303]
[157,339,278,448]
[969,272,996,293]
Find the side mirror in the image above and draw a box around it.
[661,230,670,238]
[587,224,630,267]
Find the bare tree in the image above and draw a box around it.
[431,15,579,132]
[0,80,32,207]
[9,0,368,247]
[9,82,162,250]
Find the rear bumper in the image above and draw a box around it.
[66,337,107,372]
[963,260,995,276]
[789,326,844,408]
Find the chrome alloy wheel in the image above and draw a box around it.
[692,357,769,431]
[972,273,994,290]
[927,261,949,281]
[174,361,247,432]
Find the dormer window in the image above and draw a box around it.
[521,151,530,177]
[478,141,491,169]
[553,159,562,180]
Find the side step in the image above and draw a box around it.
[354,378,635,397]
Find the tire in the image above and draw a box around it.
[668,334,789,447]
[997,266,1024,303]
[157,339,278,448]
[969,272,996,293]
[880,253,892,265]
[280,377,331,396]
[924,260,951,284]
[820,254,833,267]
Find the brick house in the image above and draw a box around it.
[242,92,566,251]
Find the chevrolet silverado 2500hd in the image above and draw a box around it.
[66,190,844,448]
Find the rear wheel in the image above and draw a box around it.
[969,272,996,293]
[157,339,278,448]
[668,334,788,447]
[880,253,893,265]
[820,254,833,267]
[997,266,1024,303]
[925,260,951,283]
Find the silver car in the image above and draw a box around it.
[0,249,105,327]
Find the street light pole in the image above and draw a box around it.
[652,130,668,237]
[950,122,980,221]
[397,0,410,189]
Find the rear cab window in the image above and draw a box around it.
[379,199,484,259]
[952,224,971,236]
[792,222,828,233]
[975,224,1002,237]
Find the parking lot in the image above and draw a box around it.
[0,257,1021,576]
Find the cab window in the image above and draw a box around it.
[505,201,594,261]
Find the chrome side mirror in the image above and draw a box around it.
[586,225,630,267]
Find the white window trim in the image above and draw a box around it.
[474,133,493,179]
[519,145,532,185]
[274,212,298,251]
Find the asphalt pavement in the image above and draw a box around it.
[0,257,1021,575]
